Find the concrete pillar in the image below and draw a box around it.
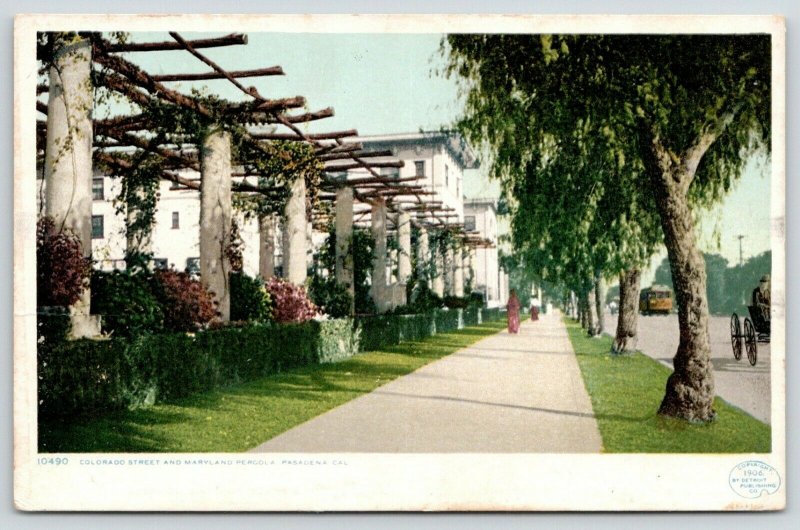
[258,214,275,280]
[445,245,454,296]
[282,174,307,285]
[44,35,99,337]
[125,181,155,267]
[466,247,476,293]
[454,246,464,297]
[432,250,444,297]
[200,129,232,321]
[335,186,355,313]
[416,226,429,287]
[371,201,388,311]
[397,212,411,284]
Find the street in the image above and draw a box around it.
[604,311,771,424]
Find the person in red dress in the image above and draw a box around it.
[507,289,521,334]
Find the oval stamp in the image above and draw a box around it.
[729,461,781,499]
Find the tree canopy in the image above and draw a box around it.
[444,33,771,422]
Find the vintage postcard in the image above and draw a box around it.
[14,14,786,511]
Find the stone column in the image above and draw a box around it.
[444,245,454,296]
[454,246,464,297]
[335,186,355,314]
[371,200,388,312]
[416,226,429,287]
[282,174,307,285]
[466,247,476,294]
[432,250,445,297]
[258,214,275,280]
[200,129,232,321]
[125,184,154,265]
[44,35,98,337]
[397,212,411,284]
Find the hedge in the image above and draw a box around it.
[38,318,358,420]
[38,307,509,420]
[356,307,507,352]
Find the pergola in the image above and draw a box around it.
[37,31,480,334]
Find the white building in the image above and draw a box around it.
[349,131,479,223]
[41,130,508,307]
[463,198,506,308]
[42,171,266,278]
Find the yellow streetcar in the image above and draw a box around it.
[639,285,673,315]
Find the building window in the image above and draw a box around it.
[172,211,180,229]
[153,258,168,270]
[414,160,425,177]
[186,257,200,275]
[91,215,104,239]
[464,216,476,232]
[92,177,104,200]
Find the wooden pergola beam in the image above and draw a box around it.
[317,149,394,162]
[324,160,403,171]
[105,33,248,53]
[252,129,358,141]
[152,66,284,82]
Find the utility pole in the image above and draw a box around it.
[736,235,745,266]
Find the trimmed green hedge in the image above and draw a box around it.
[356,307,506,352]
[38,318,358,420]
[38,307,509,420]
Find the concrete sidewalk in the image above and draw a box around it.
[250,311,602,453]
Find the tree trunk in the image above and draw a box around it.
[613,269,640,354]
[594,275,605,336]
[587,286,598,336]
[578,294,587,328]
[641,124,716,423]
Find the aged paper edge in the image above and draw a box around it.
[13,13,787,512]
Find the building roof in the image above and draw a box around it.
[350,131,480,170]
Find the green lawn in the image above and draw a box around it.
[40,319,511,453]
[565,319,771,453]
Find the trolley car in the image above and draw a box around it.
[639,285,673,315]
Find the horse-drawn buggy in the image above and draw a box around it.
[730,275,771,366]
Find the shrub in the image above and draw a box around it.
[230,272,272,322]
[265,277,317,324]
[444,295,470,309]
[91,270,164,338]
[308,276,353,318]
[151,269,217,331]
[37,216,90,307]
[37,306,72,345]
[468,292,486,308]
[357,312,434,352]
[38,319,360,420]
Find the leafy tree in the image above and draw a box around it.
[445,34,770,422]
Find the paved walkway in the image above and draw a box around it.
[250,311,602,453]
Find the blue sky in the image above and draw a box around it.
[115,32,772,275]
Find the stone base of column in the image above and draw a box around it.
[69,313,102,339]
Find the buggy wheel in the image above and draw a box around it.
[730,313,742,361]
[744,318,758,366]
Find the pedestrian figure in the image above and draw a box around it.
[507,289,521,333]
[530,296,540,321]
